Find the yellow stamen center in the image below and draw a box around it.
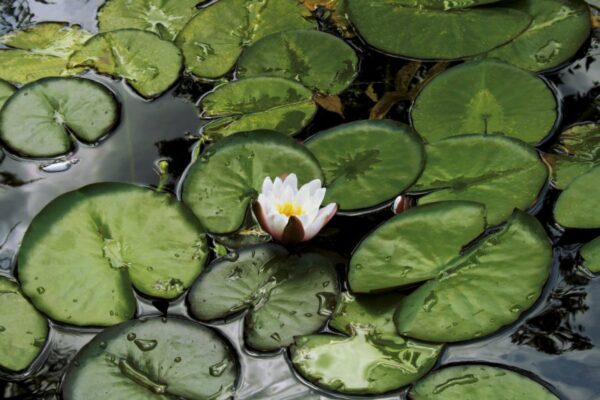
[276,202,304,217]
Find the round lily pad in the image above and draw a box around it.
[410,365,559,400]
[18,183,208,327]
[411,60,558,144]
[0,22,90,84]
[181,131,323,234]
[0,77,119,158]
[176,0,316,79]
[290,328,442,395]
[487,0,592,72]
[544,123,600,189]
[62,317,238,400]
[394,210,552,343]
[199,77,317,140]
[0,277,48,372]
[69,29,183,98]
[581,237,600,274]
[305,120,425,212]
[411,134,548,226]
[0,79,15,110]
[98,0,200,41]
[346,0,531,60]
[350,202,487,293]
[188,244,339,352]
[330,291,405,335]
[237,29,358,95]
[554,165,600,229]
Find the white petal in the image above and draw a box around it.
[300,179,323,197]
[261,177,274,195]
[283,173,298,191]
[303,203,337,241]
[268,213,290,239]
[311,188,326,208]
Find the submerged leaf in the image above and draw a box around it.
[330,291,404,335]
[581,237,600,273]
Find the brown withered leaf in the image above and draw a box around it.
[365,83,379,102]
[315,93,345,118]
[592,16,600,28]
[369,91,408,120]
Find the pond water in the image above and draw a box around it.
[0,0,600,399]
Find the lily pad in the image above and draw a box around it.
[0,79,15,109]
[69,29,183,98]
[176,0,316,79]
[305,120,425,211]
[199,77,317,139]
[330,291,405,335]
[411,60,558,144]
[188,245,339,351]
[237,29,358,95]
[581,237,600,273]
[18,183,208,327]
[394,210,552,343]
[62,317,238,400]
[392,0,505,9]
[290,328,442,395]
[346,0,531,60]
[0,22,90,84]
[98,0,200,41]
[544,123,600,189]
[349,202,487,293]
[554,165,600,228]
[0,277,48,372]
[487,0,592,72]
[410,365,559,400]
[0,77,119,158]
[182,131,323,234]
[411,135,548,226]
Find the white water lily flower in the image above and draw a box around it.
[253,174,338,244]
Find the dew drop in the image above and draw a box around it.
[270,332,281,342]
[0,326,5,332]
[40,158,79,173]
[36,287,45,295]
[209,359,229,377]
[127,333,137,341]
[134,339,158,352]
[174,356,182,363]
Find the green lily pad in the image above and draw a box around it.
[0,77,119,158]
[18,183,208,327]
[394,210,552,343]
[182,131,323,234]
[305,120,425,211]
[487,0,592,72]
[188,245,339,351]
[411,60,558,144]
[554,165,600,228]
[410,365,559,400]
[0,79,15,109]
[544,123,600,189]
[290,328,442,395]
[199,77,317,140]
[346,0,530,60]
[581,237,600,273]
[411,134,548,226]
[69,29,183,98]
[349,201,487,293]
[176,0,316,79]
[62,317,238,400]
[237,29,358,95]
[0,22,90,84]
[98,0,200,41]
[0,277,48,372]
[330,291,405,335]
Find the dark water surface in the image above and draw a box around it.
[1,1,600,399]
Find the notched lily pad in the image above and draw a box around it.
[188,244,339,352]
[176,0,316,79]
[0,22,91,84]
[346,0,531,60]
[18,183,209,327]
[411,134,548,226]
[581,237,600,274]
[411,60,558,144]
[69,29,183,98]
[63,317,238,400]
[487,0,592,72]
[0,77,119,158]
[290,327,442,395]
[330,291,405,335]
[410,364,559,400]
[181,131,323,234]
[98,0,200,41]
[0,79,15,109]
[554,165,600,229]
[305,120,425,211]
[544,123,600,189]
[237,29,358,95]
[199,77,317,139]
[0,277,48,372]
[394,210,552,343]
